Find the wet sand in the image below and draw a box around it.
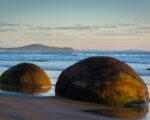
[0,92,118,120]
[0,72,149,120]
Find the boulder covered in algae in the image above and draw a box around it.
[0,63,51,90]
[55,57,149,107]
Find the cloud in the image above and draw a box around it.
[102,24,118,29]
[38,27,52,30]
[55,26,100,30]
[103,23,139,29]
[53,25,118,30]
[0,21,20,27]
[24,24,33,27]
[118,23,136,27]
[97,32,136,36]
[30,24,118,31]
[28,23,141,32]
[134,27,150,30]
[128,26,150,34]
[0,28,16,32]
[31,25,100,31]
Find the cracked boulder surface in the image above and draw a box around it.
[55,56,149,107]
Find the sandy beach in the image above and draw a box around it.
[0,91,149,120]
[0,72,149,120]
[0,92,118,120]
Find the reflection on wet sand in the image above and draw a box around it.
[84,107,148,119]
[0,84,51,94]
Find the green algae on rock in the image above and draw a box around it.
[55,57,149,107]
[0,63,51,90]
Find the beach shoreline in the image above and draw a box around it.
[0,73,150,120]
[0,91,149,120]
[0,92,117,120]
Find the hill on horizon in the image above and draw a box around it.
[0,44,74,52]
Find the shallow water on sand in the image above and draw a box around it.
[84,107,149,120]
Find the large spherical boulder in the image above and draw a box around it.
[55,57,149,107]
[0,63,51,89]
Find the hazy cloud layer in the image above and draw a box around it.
[0,21,20,27]
[131,27,150,31]
[28,24,142,31]
[0,21,149,40]
[128,26,150,34]
[30,25,100,31]
[118,23,136,27]
[0,21,143,33]
[29,24,119,31]
[97,32,136,36]
[0,28,16,32]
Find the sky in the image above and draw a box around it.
[0,0,150,50]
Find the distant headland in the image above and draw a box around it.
[0,44,74,52]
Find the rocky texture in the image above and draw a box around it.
[55,57,149,107]
[0,63,51,89]
[0,83,50,94]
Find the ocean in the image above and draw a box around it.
[0,51,150,96]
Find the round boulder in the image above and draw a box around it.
[0,63,51,89]
[55,57,149,107]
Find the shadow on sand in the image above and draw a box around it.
[84,107,148,119]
